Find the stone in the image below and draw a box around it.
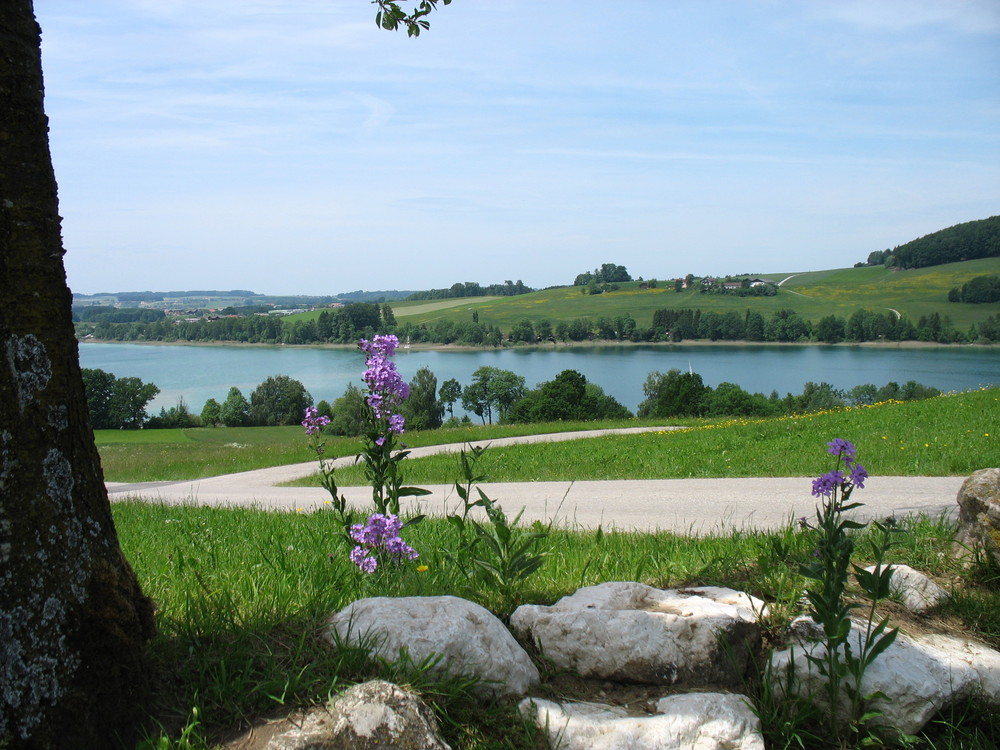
[520,692,764,750]
[860,564,949,612]
[955,468,1000,565]
[326,595,539,697]
[770,616,1000,736]
[509,582,765,688]
[264,680,450,750]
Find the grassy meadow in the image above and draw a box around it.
[111,387,1000,748]
[288,388,999,487]
[323,257,1000,333]
[95,418,659,483]
[100,388,998,486]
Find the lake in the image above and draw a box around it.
[77,342,1000,415]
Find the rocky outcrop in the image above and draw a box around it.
[264,680,450,750]
[771,616,1000,736]
[861,563,949,612]
[955,467,1000,565]
[520,693,765,750]
[326,595,539,697]
[510,582,765,688]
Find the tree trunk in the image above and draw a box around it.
[0,2,156,748]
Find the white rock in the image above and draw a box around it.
[520,692,764,750]
[510,582,765,687]
[771,616,1000,735]
[860,564,949,612]
[326,596,539,697]
[265,680,450,750]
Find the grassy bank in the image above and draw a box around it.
[118,505,1000,749]
[114,388,1000,748]
[96,418,664,483]
[289,388,999,487]
[100,389,997,485]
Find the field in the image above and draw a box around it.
[99,389,999,486]
[111,389,1000,749]
[347,258,1000,333]
[95,418,659,482]
[285,388,999,487]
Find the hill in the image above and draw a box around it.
[865,214,1000,269]
[388,257,1000,333]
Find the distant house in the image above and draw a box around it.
[750,278,776,287]
[723,281,743,290]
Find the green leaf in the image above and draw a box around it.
[398,486,432,497]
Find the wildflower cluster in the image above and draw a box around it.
[360,334,409,439]
[349,513,418,573]
[811,438,867,500]
[301,405,330,437]
[302,405,353,535]
[800,438,898,744]
[357,335,428,516]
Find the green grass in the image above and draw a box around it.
[95,418,678,483]
[96,426,319,482]
[289,388,999,487]
[117,502,1000,749]
[386,258,1000,332]
[112,388,1000,748]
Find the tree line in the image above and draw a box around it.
[861,214,999,270]
[78,300,1000,347]
[405,279,532,301]
[948,275,1000,304]
[84,364,942,434]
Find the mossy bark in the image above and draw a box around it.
[0,2,156,747]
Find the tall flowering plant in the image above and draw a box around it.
[348,513,419,573]
[302,405,354,536]
[800,438,898,745]
[358,335,429,516]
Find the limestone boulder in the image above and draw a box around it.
[326,596,539,697]
[955,468,1000,565]
[264,680,449,750]
[510,582,765,687]
[860,564,949,612]
[520,692,764,750]
[771,616,1000,736]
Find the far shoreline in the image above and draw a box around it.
[78,337,999,352]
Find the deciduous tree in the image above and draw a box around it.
[220,386,251,427]
[249,375,313,426]
[439,378,462,417]
[461,366,525,424]
[401,366,444,430]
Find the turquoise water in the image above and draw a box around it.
[78,342,1000,414]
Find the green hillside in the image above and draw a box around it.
[390,258,1000,332]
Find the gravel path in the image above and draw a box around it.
[107,426,965,534]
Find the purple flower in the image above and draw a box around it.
[302,406,330,436]
[359,334,400,359]
[388,414,405,435]
[811,470,844,498]
[347,513,418,572]
[359,335,410,421]
[350,546,378,573]
[826,438,857,462]
[849,462,868,489]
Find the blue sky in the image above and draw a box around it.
[36,1,1000,296]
